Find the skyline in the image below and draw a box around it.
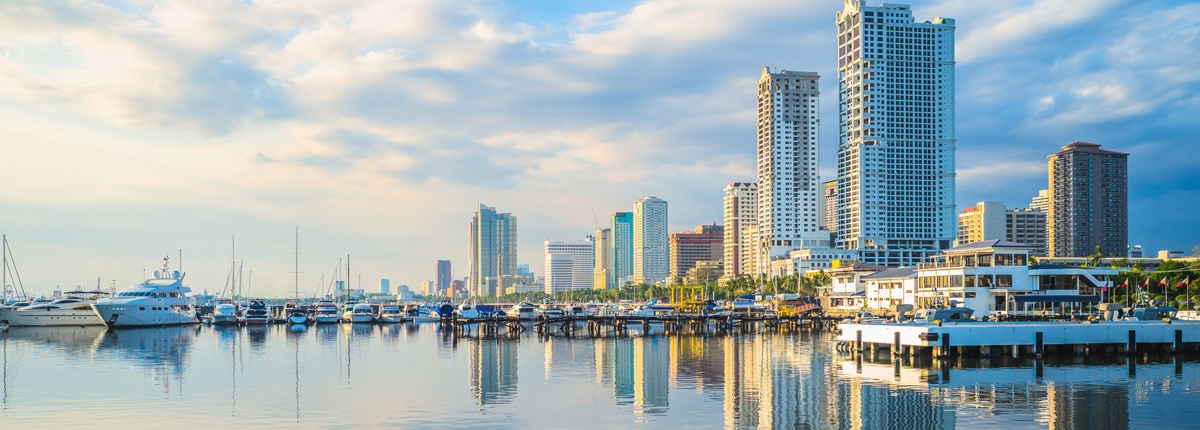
[1,0,1198,296]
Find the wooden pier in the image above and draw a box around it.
[442,313,839,339]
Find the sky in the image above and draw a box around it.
[1,0,1198,298]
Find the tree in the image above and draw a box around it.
[1085,245,1105,268]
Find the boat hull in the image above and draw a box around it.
[314,314,340,324]
[349,314,376,324]
[0,309,104,327]
[92,303,199,327]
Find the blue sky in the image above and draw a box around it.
[1,0,1197,297]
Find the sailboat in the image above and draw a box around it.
[287,227,312,325]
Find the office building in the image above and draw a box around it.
[822,180,838,234]
[610,212,634,289]
[379,278,391,295]
[722,182,757,281]
[669,224,724,284]
[436,260,452,296]
[468,203,517,297]
[633,197,669,285]
[957,201,1047,256]
[1047,141,1128,258]
[594,227,611,290]
[544,238,595,294]
[835,2,957,267]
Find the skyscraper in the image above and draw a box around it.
[722,182,756,281]
[436,260,452,296]
[835,2,957,267]
[468,203,517,297]
[544,238,595,294]
[594,227,611,290]
[756,68,825,272]
[610,212,634,289]
[633,197,668,285]
[1047,141,1128,258]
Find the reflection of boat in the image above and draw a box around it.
[313,300,340,324]
[242,299,271,325]
[1,325,107,356]
[377,301,405,323]
[91,257,199,327]
[93,326,197,377]
[0,291,108,326]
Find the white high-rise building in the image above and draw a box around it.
[756,68,828,274]
[544,238,595,294]
[835,1,957,267]
[633,196,669,285]
[722,182,756,281]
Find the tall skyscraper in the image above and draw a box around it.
[436,260,452,296]
[468,203,517,297]
[610,212,634,289]
[756,68,825,272]
[1047,141,1128,258]
[633,197,669,285]
[594,227,611,290]
[544,238,595,294]
[722,182,756,281]
[835,2,957,267]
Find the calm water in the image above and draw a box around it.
[1,322,1197,429]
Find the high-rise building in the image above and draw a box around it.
[722,182,756,281]
[633,197,669,285]
[468,203,517,297]
[594,227,611,290]
[610,212,634,289]
[544,238,595,294]
[1047,141,1128,258]
[669,225,724,284]
[957,201,1047,256]
[379,278,391,295]
[1030,189,1050,213]
[756,68,826,271]
[823,180,838,235]
[835,2,957,267]
[436,260,452,296]
[1007,207,1047,256]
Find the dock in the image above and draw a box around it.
[835,320,1200,359]
[444,313,840,338]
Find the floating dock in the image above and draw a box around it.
[836,320,1200,358]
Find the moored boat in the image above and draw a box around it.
[505,302,537,320]
[313,300,340,324]
[0,291,108,327]
[377,301,405,323]
[346,301,375,324]
[210,301,241,326]
[91,257,199,327]
[242,299,271,325]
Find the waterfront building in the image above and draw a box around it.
[594,227,611,290]
[1047,141,1129,258]
[379,278,390,295]
[436,260,452,296]
[669,224,724,284]
[823,263,886,311]
[834,2,957,267]
[469,203,517,297]
[782,248,860,275]
[722,182,757,281]
[611,212,634,289]
[1007,207,1047,257]
[633,197,669,285]
[543,238,595,294]
[756,67,828,274]
[957,201,1047,256]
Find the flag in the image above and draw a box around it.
[1139,279,1149,288]
[1159,278,1168,287]
[1118,279,1128,287]
[1101,280,1108,292]
[1178,277,1191,288]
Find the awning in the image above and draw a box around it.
[829,291,865,298]
[1012,294,1101,304]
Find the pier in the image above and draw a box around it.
[835,320,1200,359]
[443,313,840,338]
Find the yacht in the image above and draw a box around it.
[242,299,272,325]
[405,302,441,322]
[91,257,199,327]
[345,301,375,324]
[286,304,312,325]
[505,302,537,320]
[377,301,405,323]
[312,300,341,324]
[455,300,484,319]
[209,301,241,326]
[0,292,108,327]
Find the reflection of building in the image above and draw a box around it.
[632,337,670,416]
[1047,384,1128,429]
[469,339,518,406]
[721,334,830,428]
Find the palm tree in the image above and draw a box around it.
[1085,245,1105,268]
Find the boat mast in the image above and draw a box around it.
[294,226,300,302]
[2,234,6,303]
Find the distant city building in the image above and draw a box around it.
[594,227,611,290]
[517,263,533,278]
[1030,189,1050,213]
[822,180,837,234]
[835,2,957,267]
[756,67,826,270]
[500,274,537,295]
[1128,244,1143,259]
[1047,142,1128,258]
[379,278,391,295]
[544,238,596,294]
[610,212,634,289]
[669,224,724,284]
[957,202,1047,256]
[633,197,669,285]
[449,279,465,297]
[436,260,452,296]
[722,182,757,281]
[1007,207,1047,256]
[420,280,434,296]
[469,203,517,297]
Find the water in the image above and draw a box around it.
[1,323,1197,429]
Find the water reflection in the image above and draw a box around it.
[94,326,197,395]
[469,338,518,406]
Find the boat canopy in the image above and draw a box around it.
[1013,294,1101,304]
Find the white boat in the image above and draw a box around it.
[405,303,441,322]
[242,299,272,325]
[286,305,312,325]
[455,300,484,319]
[0,292,108,327]
[313,300,340,324]
[537,300,565,318]
[345,301,375,324]
[377,301,405,323]
[91,257,199,327]
[210,302,241,326]
[505,302,537,320]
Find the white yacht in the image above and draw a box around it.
[377,301,405,323]
[505,302,537,320]
[0,292,108,327]
[210,301,240,326]
[455,300,484,319]
[345,301,375,324]
[91,257,198,327]
[313,300,341,324]
[242,299,271,325]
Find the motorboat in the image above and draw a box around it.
[345,301,375,324]
[537,300,565,318]
[627,300,674,318]
[91,257,199,327]
[286,304,312,325]
[0,291,108,327]
[405,303,441,322]
[312,300,341,324]
[210,301,241,326]
[455,300,484,319]
[377,301,405,323]
[505,302,537,320]
[242,299,272,325]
